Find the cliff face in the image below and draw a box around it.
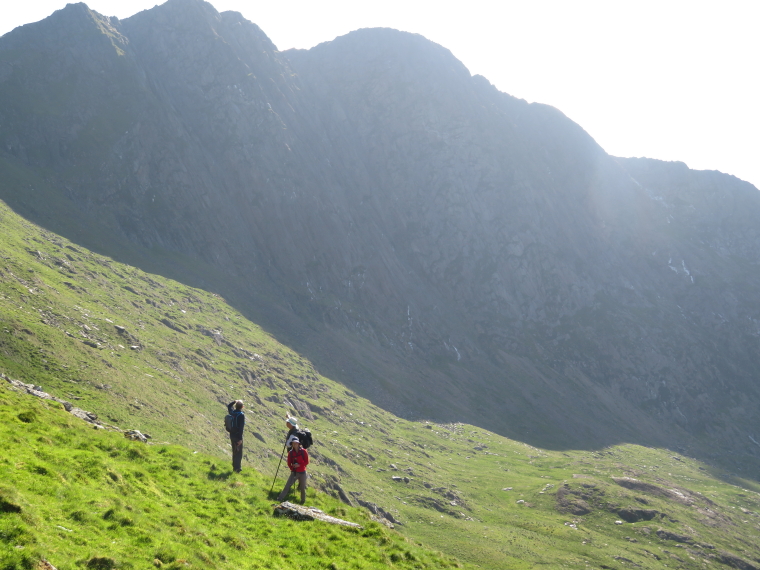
[1,0,759,470]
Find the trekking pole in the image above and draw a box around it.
[269,443,287,496]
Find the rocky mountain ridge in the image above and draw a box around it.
[1,0,759,470]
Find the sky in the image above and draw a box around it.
[2,1,759,190]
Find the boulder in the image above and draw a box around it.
[124,430,148,443]
[617,507,660,522]
[273,502,362,528]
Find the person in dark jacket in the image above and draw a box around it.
[277,437,309,503]
[227,400,245,473]
[285,417,299,450]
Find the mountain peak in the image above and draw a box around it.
[1,2,104,44]
[299,26,472,81]
[124,0,222,31]
[122,0,278,55]
[0,1,128,65]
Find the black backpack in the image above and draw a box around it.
[294,428,313,449]
[225,411,242,433]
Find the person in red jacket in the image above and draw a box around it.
[277,437,309,503]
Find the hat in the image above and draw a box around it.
[286,417,298,426]
[290,437,300,443]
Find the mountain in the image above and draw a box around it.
[1,200,759,570]
[1,0,759,474]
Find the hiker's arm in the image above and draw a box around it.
[301,450,309,467]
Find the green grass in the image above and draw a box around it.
[0,386,461,570]
[1,199,760,569]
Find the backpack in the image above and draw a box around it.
[294,428,313,449]
[225,410,243,433]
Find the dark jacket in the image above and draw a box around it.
[227,402,245,440]
[285,426,298,450]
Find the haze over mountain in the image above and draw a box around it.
[1,0,759,474]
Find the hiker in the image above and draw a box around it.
[285,417,299,450]
[277,436,309,503]
[227,400,245,473]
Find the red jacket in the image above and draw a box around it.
[287,448,309,472]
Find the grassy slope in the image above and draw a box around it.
[1,199,759,570]
[0,386,460,570]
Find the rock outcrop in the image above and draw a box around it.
[3,374,150,441]
[273,502,362,528]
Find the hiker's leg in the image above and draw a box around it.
[297,472,307,503]
[277,472,296,501]
[233,445,242,472]
[234,441,243,472]
[231,439,243,472]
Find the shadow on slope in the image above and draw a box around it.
[1,195,760,570]
[0,168,757,483]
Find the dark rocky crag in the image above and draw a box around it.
[1,0,759,473]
